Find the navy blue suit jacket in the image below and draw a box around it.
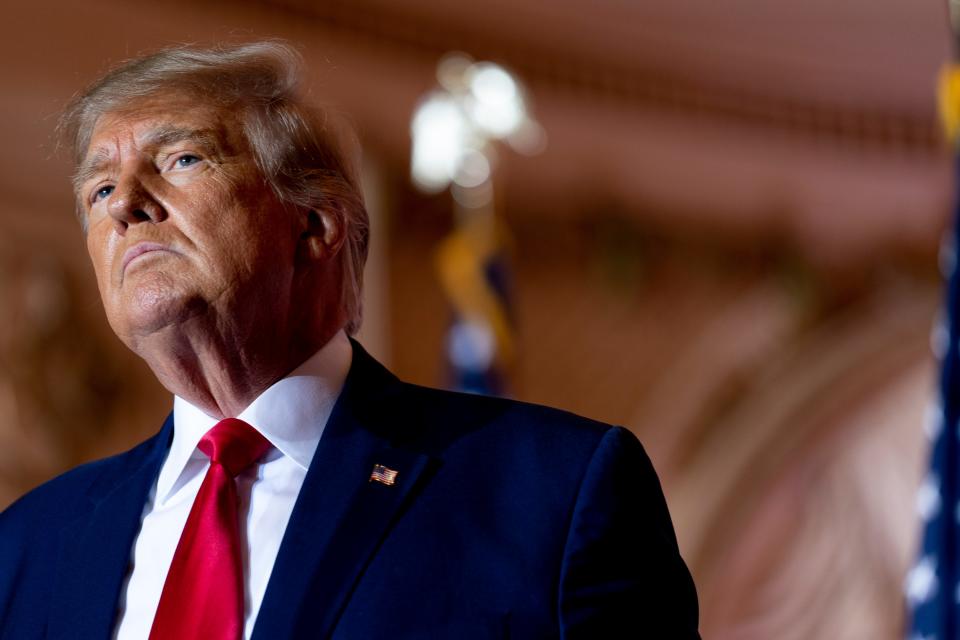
[0,341,700,638]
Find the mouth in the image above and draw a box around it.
[121,242,176,275]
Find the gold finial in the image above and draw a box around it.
[939,66,960,144]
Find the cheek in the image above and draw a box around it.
[179,172,298,274]
[182,174,257,236]
[219,196,297,255]
[85,228,114,286]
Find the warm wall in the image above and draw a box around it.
[0,1,951,637]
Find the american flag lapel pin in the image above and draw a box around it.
[369,464,399,486]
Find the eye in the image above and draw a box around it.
[174,154,201,168]
[92,185,114,203]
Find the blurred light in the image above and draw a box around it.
[411,54,543,194]
[507,119,548,155]
[466,63,526,138]
[452,148,491,188]
[451,180,494,209]
[437,52,473,93]
[411,93,471,192]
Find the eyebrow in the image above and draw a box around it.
[72,126,224,194]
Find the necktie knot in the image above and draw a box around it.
[198,417,271,478]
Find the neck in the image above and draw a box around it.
[133,313,344,419]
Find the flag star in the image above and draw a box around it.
[932,324,950,360]
[906,556,939,605]
[910,230,958,638]
[940,235,956,277]
[917,473,942,522]
[924,405,943,440]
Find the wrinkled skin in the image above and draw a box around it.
[79,92,345,418]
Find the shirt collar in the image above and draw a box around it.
[155,330,353,505]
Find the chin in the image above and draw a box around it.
[112,276,206,342]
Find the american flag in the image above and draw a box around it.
[436,216,515,396]
[906,160,960,639]
[369,464,399,487]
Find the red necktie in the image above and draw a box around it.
[149,418,271,640]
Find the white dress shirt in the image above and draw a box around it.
[113,330,353,640]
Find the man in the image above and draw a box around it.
[0,42,700,639]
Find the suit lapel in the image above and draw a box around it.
[253,343,435,640]
[47,417,173,639]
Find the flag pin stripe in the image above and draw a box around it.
[369,464,399,486]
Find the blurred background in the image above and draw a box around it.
[0,1,952,637]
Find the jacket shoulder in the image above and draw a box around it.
[349,339,615,455]
[393,380,617,454]
[1,429,166,535]
[0,427,168,636]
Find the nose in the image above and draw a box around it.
[107,171,166,233]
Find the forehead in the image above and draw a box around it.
[85,91,246,157]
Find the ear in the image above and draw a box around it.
[300,207,345,261]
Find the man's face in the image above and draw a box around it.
[79,93,302,350]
